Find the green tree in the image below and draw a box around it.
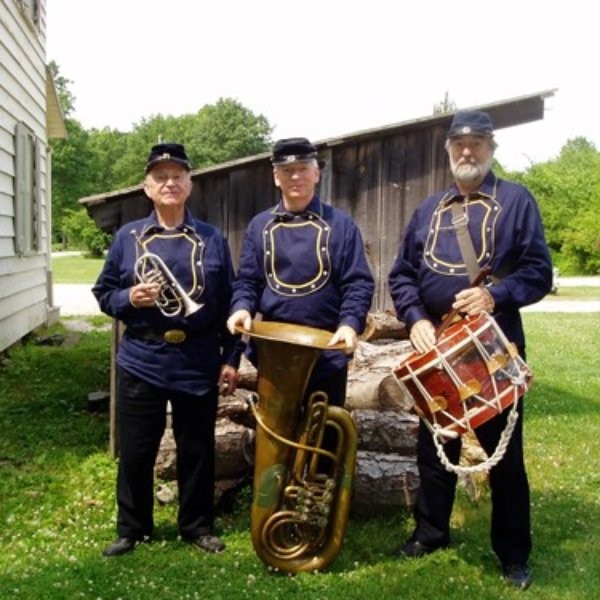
[96,99,272,188]
[189,97,272,166]
[49,61,273,251]
[48,60,75,117]
[62,209,110,257]
[511,137,600,274]
[87,127,130,191]
[109,113,196,187]
[50,118,97,246]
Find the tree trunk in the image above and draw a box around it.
[155,419,255,482]
[378,374,415,412]
[353,409,418,454]
[214,420,255,479]
[346,339,413,410]
[352,451,419,514]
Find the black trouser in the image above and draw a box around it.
[412,396,531,566]
[115,367,218,541]
[304,365,348,408]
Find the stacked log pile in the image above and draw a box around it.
[345,329,419,515]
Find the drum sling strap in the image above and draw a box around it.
[448,180,509,285]
[450,199,480,284]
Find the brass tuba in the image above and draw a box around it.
[238,321,357,574]
[134,252,203,317]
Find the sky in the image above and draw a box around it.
[45,0,596,172]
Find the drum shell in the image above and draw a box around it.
[394,314,531,438]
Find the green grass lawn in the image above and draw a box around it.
[52,254,105,283]
[0,312,598,598]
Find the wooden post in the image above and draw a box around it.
[109,320,124,458]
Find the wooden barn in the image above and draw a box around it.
[0,0,67,353]
[81,90,554,312]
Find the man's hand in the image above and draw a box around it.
[452,286,495,315]
[227,309,252,335]
[129,282,160,308]
[328,325,357,354]
[218,365,238,395]
[410,319,436,354]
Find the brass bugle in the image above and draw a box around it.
[134,252,203,317]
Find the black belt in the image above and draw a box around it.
[127,327,200,344]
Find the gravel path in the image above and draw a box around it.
[53,284,100,316]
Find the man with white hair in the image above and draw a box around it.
[388,111,553,589]
[94,142,241,557]
[228,137,374,412]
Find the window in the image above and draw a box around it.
[14,122,42,255]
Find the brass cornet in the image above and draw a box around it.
[134,252,203,317]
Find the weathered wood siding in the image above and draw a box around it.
[0,0,59,352]
[328,126,453,310]
[81,138,447,313]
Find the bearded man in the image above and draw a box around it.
[388,110,553,590]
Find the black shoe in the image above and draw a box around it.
[102,537,138,557]
[187,534,226,553]
[393,539,444,558]
[503,564,532,590]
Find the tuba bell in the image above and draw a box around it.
[134,252,203,317]
[238,321,357,574]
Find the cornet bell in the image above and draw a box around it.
[180,294,203,317]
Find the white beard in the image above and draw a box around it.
[450,156,493,184]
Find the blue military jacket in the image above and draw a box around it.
[231,196,374,380]
[93,209,241,395]
[388,171,553,349]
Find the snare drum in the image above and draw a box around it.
[394,313,532,441]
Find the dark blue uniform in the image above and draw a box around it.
[389,171,552,567]
[231,196,374,403]
[93,208,241,542]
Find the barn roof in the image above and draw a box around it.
[80,89,556,208]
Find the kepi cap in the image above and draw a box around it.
[271,137,320,166]
[447,110,494,138]
[145,142,192,173]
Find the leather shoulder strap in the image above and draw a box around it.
[450,201,480,284]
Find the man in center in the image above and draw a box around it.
[227,137,374,409]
